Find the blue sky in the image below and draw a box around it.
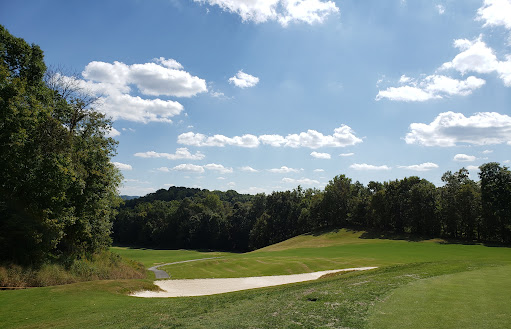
[2,0,511,195]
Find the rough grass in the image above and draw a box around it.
[0,251,145,288]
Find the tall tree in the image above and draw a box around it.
[0,26,121,265]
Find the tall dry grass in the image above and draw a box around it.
[0,251,146,288]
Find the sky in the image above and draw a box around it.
[1,0,511,196]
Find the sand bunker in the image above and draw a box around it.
[132,267,377,298]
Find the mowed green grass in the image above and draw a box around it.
[110,246,231,268]
[1,229,510,328]
[160,230,511,279]
[368,264,511,329]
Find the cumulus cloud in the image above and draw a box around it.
[161,163,234,174]
[178,126,362,149]
[112,162,133,170]
[53,58,207,124]
[282,177,320,185]
[405,111,511,147]
[482,149,494,154]
[172,164,205,173]
[240,166,259,172]
[397,162,439,171]
[453,154,477,162]
[440,37,511,87]
[268,166,301,173]
[476,0,511,30]
[466,165,481,171]
[229,70,259,88]
[436,4,445,14]
[134,148,205,160]
[204,163,234,174]
[314,169,325,172]
[194,0,339,27]
[310,151,331,159]
[83,59,207,97]
[339,152,354,157]
[376,75,485,102]
[350,163,391,171]
[177,132,260,148]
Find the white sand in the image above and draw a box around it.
[132,267,377,298]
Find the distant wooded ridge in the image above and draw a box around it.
[113,163,511,252]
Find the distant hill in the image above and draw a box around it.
[119,195,140,201]
[120,186,255,208]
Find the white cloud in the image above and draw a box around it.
[134,148,205,160]
[258,134,287,147]
[482,149,494,154]
[454,154,477,162]
[105,127,121,137]
[100,91,184,123]
[204,163,234,174]
[112,162,132,170]
[282,177,320,185]
[83,59,207,97]
[405,111,511,147]
[310,151,331,159]
[51,58,208,124]
[350,163,391,171]
[397,162,439,171]
[376,75,485,102]
[278,0,340,26]
[229,70,259,88]
[436,4,445,14]
[313,169,325,172]
[240,166,259,172]
[157,167,171,172]
[217,176,226,180]
[476,0,511,30]
[178,126,363,149]
[194,0,339,27]
[227,182,236,187]
[177,132,260,148]
[268,166,300,173]
[153,57,184,70]
[440,37,511,87]
[172,164,205,173]
[339,152,354,157]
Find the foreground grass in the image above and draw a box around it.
[0,261,505,328]
[1,230,510,328]
[368,264,511,329]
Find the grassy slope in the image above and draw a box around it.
[160,230,511,279]
[1,229,510,328]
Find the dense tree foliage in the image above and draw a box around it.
[114,163,511,251]
[0,26,121,265]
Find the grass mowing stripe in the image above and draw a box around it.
[368,265,511,329]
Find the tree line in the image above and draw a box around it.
[113,163,511,251]
[0,25,121,266]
